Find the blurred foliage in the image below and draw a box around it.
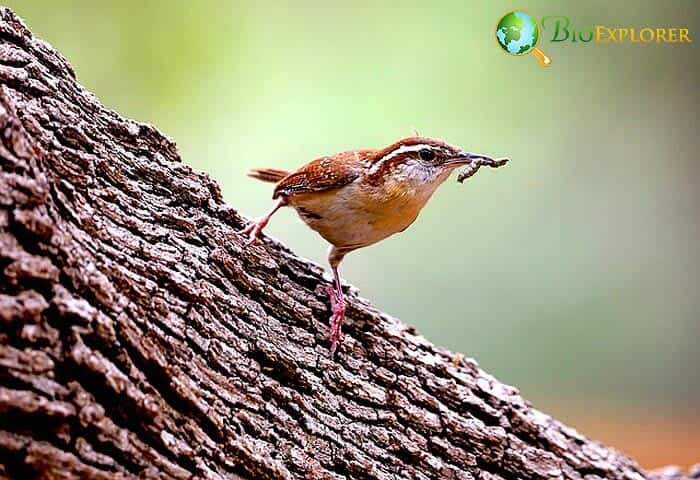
[8,0,699,463]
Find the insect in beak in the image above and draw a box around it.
[449,152,510,183]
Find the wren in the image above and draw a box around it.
[243,136,509,356]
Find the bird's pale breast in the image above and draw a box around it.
[287,170,448,251]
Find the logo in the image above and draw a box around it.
[496,11,692,67]
[496,11,552,67]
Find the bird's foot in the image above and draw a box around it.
[325,285,339,308]
[240,198,287,246]
[325,285,346,358]
[329,305,346,358]
[240,217,269,246]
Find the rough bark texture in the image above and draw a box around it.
[0,7,696,480]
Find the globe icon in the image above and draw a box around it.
[496,11,539,55]
[495,11,551,66]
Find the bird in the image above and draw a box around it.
[243,136,509,356]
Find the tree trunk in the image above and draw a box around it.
[0,7,696,480]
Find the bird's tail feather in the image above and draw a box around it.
[247,167,290,183]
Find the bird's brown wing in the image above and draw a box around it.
[272,150,367,199]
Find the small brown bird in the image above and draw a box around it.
[243,136,508,356]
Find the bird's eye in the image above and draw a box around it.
[418,149,435,161]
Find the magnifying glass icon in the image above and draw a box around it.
[496,11,552,67]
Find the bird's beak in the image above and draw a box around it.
[444,151,481,166]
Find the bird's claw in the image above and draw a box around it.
[326,285,346,358]
[328,308,345,358]
[240,218,267,246]
[325,285,340,307]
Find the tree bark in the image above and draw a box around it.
[0,7,696,480]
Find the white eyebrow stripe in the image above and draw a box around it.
[368,144,433,174]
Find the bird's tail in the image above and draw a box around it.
[247,167,290,183]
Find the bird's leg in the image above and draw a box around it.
[327,265,346,357]
[241,197,287,246]
[326,247,347,357]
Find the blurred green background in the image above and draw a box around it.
[9,0,698,468]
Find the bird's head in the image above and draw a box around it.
[366,136,508,187]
